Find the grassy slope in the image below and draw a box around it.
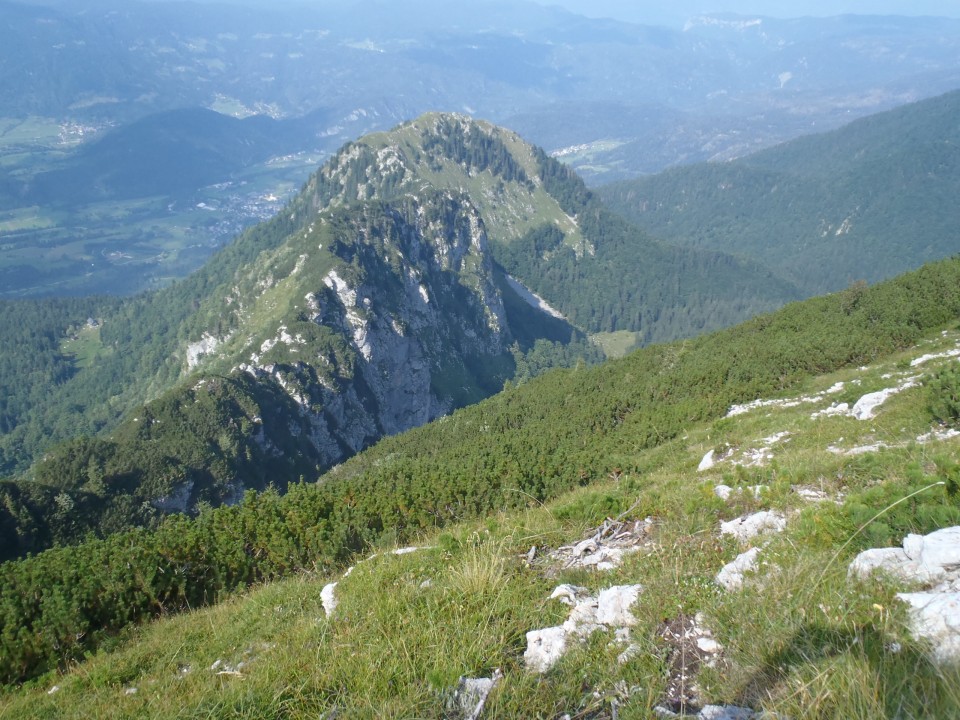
[2,263,960,718]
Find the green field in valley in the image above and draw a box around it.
[0,116,323,297]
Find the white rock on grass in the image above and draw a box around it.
[850,527,960,586]
[828,441,890,456]
[701,435,787,472]
[560,592,601,639]
[895,592,960,664]
[917,428,960,443]
[524,626,568,673]
[716,547,762,591]
[549,584,590,605]
[851,388,903,420]
[583,547,635,571]
[830,425,958,456]
[698,449,717,472]
[393,545,433,555]
[736,447,774,467]
[850,526,960,663]
[811,402,850,419]
[567,539,637,571]
[699,707,762,720]
[720,511,786,544]
[813,376,921,421]
[596,585,642,627]
[727,383,844,419]
[795,486,829,502]
[911,347,960,367]
[697,636,722,654]
[715,484,734,501]
[525,584,643,673]
[655,705,761,719]
[320,582,338,617]
[904,528,960,573]
[849,547,918,581]
[446,669,503,720]
[715,485,769,502]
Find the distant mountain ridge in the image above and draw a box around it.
[598,90,960,295]
[5,1,960,297]
[3,0,960,181]
[24,108,301,205]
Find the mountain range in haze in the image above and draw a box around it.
[3,0,960,298]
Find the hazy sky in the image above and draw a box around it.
[527,0,960,24]
[131,0,960,19]
[124,0,960,27]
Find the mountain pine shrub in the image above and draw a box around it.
[927,363,960,426]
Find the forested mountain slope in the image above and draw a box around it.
[598,90,960,295]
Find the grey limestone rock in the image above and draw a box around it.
[850,526,960,663]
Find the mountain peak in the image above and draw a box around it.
[304,112,586,253]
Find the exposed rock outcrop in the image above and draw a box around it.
[716,511,787,591]
[524,584,644,673]
[446,670,503,720]
[850,526,960,664]
[194,191,525,477]
[720,511,787,544]
[716,548,763,591]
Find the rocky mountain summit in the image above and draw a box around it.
[2,116,601,559]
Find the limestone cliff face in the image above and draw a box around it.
[188,190,512,474]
